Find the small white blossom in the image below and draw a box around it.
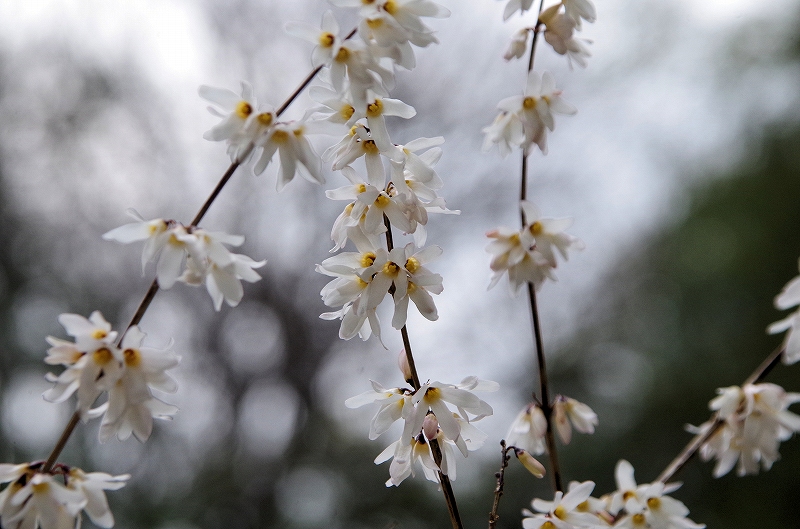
[253,120,324,190]
[523,481,600,529]
[553,395,598,444]
[502,0,536,21]
[285,11,343,67]
[506,403,548,455]
[768,259,800,364]
[504,28,531,61]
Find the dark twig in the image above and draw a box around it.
[488,441,514,529]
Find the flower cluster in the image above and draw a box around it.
[103,210,266,311]
[346,376,497,486]
[0,462,128,529]
[768,259,800,364]
[521,461,705,529]
[43,311,180,442]
[506,396,597,453]
[687,383,800,478]
[503,0,595,67]
[486,201,583,293]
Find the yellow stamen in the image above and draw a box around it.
[360,252,377,268]
[542,521,556,529]
[366,99,384,118]
[382,261,400,277]
[530,221,543,235]
[335,47,350,62]
[319,32,335,48]
[576,500,590,512]
[632,513,646,526]
[257,112,273,126]
[366,18,384,29]
[340,105,355,121]
[357,184,367,194]
[363,140,380,155]
[91,329,107,340]
[293,126,304,137]
[123,348,141,368]
[93,347,113,365]
[405,256,420,274]
[522,96,537,109]
[554,506,567,520]
[647,497,661,510]
[272,129,289,143]
[375,195,390,208]
[32,482,50,494]
[235,101,253,119]
[384,0,398,14]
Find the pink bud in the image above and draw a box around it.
[423,413,439,441]
[398,349,412,383]
[514,448,546,478]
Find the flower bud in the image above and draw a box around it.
[398,349,413,384]
[514,448,546,478]
[422,413,439,441]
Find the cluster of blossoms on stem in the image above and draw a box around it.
[487,200,583,292]
[103,211,266,311]
[346,373,497,486]
[43,311,180,442]
[522,461,704,529]
[0,463,128,529]
[687,382,800,477]
[768,258,800,364]
[504,396,597,471]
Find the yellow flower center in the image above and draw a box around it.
[366,18,384,29]
[632,513,646,526]
[363,140,380,155]
[383,261,400,277]
[257,112,273,126]
[293,126,304,137]
[272,129,289,143]
[361,252,377,268]
[522,96,537,109]
[405,256,420,274]
[530,221,543,235]
[541,522,556,529]
[357,184,367,194]
[554,506,567,520]
[91,329,108,340]
[407,281,418,294]
[235,101,253,119]
[32,482,50,494]
[340,105,355,121]
[646,497,661,510]
[319,32,335,48]
[384,0,398,14]
[124,348,141,368]
[623,491,636,501]
[366,99,384,118]
[576,500,590,512]
[357,277,368,288]
[335,47,350,62]
[93,347,114,365]
[375,194,390,208]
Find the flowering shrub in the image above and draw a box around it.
[1,1,799,528]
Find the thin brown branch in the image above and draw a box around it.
[382,214,463,529]
[656,345,785,483]
[41,411,80,474]
[488,441,513,529]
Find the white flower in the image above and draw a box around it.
[542,12,592,68]
[523,481,599,529]
[199,81,265,161]
[768,259,800,364]
[0,463,128,529]
[482,110,525,157]
[503,0,536,21]
[496,70,577,154]
[328,39,394,107]
[375,433,438,487]
[253,120,324,190]
[363,95,417,152]
[506,403,548,455]
[563,0,597,29]
[689,383,800,477]
[66,469,129,528]
[98,326,180,442]
[285,11,343,67]
[553,395,598,444]
[403,378,496,456]
[504,27,531,61]
[345,380,413,440]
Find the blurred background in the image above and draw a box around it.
[1,0,799,527]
